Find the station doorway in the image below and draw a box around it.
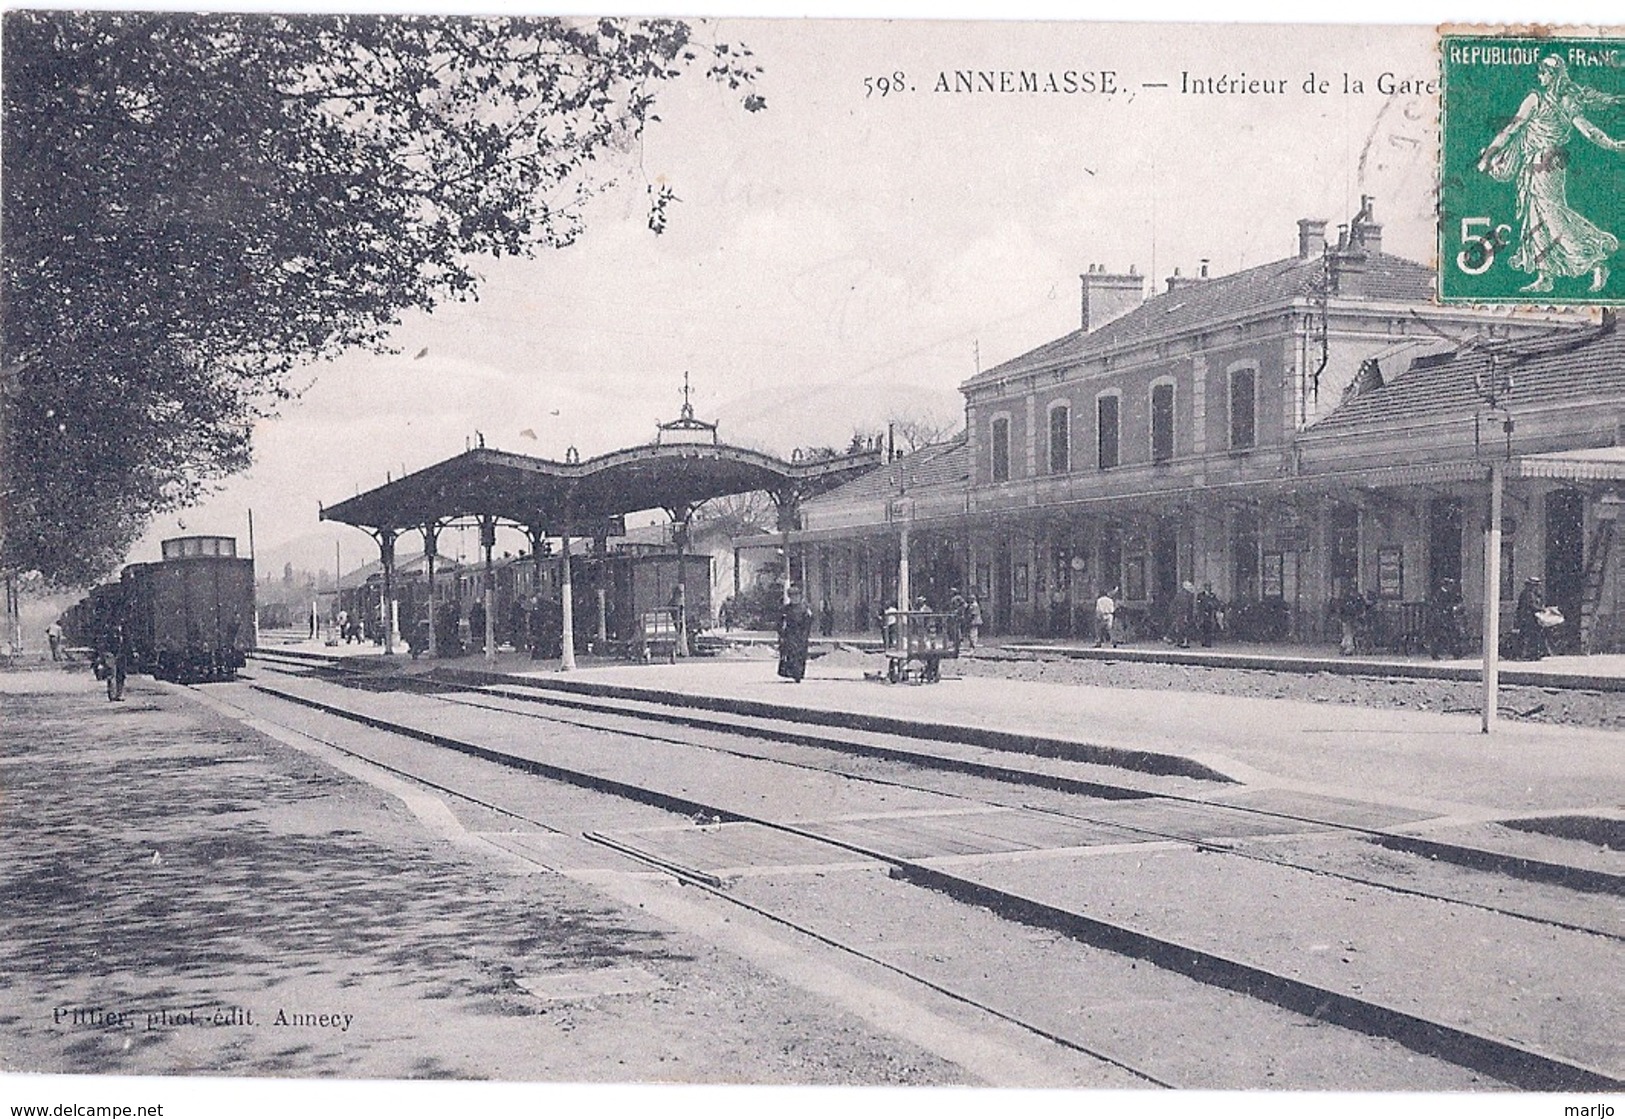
[1427,498,1464,595]
[1545,489,1585,654]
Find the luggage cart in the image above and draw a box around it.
[882,610,960,683]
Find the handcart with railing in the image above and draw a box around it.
[882,610,960,683]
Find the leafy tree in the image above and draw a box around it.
[1,12,761,586]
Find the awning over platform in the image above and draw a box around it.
[1515,446,1625,482]
[320,442,883,534]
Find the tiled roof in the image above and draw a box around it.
[964,251,1436,389]
[1308,318,1625,435]
[804,435,969,507]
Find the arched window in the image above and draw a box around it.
[990,415,1011,482]
[1228,364,1257,450]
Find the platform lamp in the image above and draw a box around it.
[1473,345,1515,734]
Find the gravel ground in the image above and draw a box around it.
[947,651,1625,731]
[0,666,963,1084]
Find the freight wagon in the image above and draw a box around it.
[59,536,256,683]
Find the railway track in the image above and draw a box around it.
[250,649,1625,911]
[228,649,1624,1090]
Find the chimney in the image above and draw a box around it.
[1349,195,1382,254]
[1080,264,1145,333]
[1297,218,1327,259]
[1327,238,1367,297]
[1164,264,1212,294]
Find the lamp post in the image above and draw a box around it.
[1475,349,1514,734]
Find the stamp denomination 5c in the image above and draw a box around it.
[1439,33,1625,303]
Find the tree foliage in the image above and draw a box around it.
[1,12,761,586]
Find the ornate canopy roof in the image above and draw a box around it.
[320,441,882,535]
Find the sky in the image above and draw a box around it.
[127,16,1447,574]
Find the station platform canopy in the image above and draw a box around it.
[319,390,884,537]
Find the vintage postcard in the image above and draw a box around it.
[1,9,1621,1119]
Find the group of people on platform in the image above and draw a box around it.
[407,595,566,661]
[1331,576,1558,661]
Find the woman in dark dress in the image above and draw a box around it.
[777,585,815,682]
[1515,576,1546,661]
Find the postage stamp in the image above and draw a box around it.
[1439,31,1625,303]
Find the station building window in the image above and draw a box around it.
[1096,393,1120,470]
[1150,381,1175,463]
[1229,365,1257,450]
[1049,403,1070,475]
[991,416,1011,482]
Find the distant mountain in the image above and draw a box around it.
[252,526,363,583]
[711,379,963,456]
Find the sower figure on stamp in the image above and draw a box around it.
[777,583,814,683]
[1478,55,1625,294]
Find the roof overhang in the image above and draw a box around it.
[321,443,883,533]
[786,449,1625,544]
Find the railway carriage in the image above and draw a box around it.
[340,548,712,655]
[57,535,256,683]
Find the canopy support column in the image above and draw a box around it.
[559,530,576,671]
[480,515,497,665]
[594,531,609,644]
[772,487,802,604]
[666,502,695,657]
[372,527,399,655]
[525,524,549,659]
[421,523,440,659]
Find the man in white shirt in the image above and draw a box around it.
[1093,588,1118,648]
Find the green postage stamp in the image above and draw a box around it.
[1439,33,1625,304]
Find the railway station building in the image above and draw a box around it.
[792,204,1625,653]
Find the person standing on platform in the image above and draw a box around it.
[1428,578,1465,660]
[948,587,967,644]
[100,622,128,701]
[46,620,63,661]
[966,594,983,649]
[1197,583,1222,648]
[468,598,486,654]
[777,584,815,683]
[508,597,527,654]
[1515,576,1546,661]
[1093,587,1119,648]
[1173,581,1196,649]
